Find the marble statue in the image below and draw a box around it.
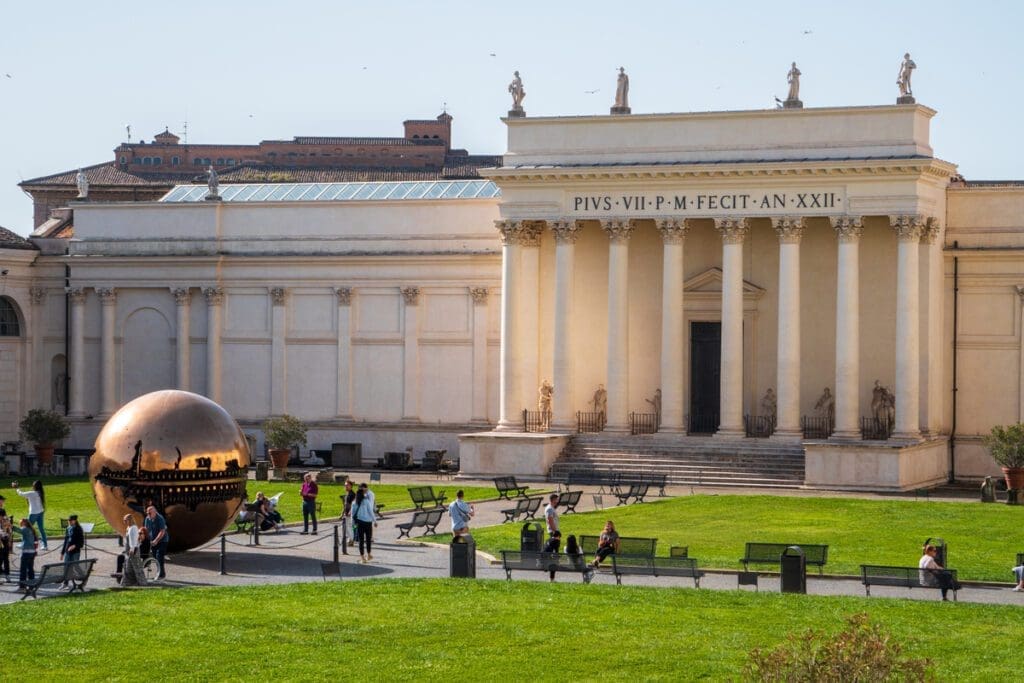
[786,62,801,101]
[206,165,219,198]
[871,380,895,427]
[75,169,89,199]
[538,379,553,414]
[814,387,834,424]
[645,388,662,421]
[592,384,607,415]
[508,71,525,110]
[897,53,916,98]
[614,67,630,109]
[760,388,777,419]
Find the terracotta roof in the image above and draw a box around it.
[287,137,443,146]
[19,161,182,188]
[0,226,36,250]
[443,154,502,177]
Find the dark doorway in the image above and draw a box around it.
[689,322,721,433]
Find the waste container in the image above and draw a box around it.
[780,545,806,594]
[255,461,269,481]
[450,534,476,578]
[924,537,947,567]
[520,522,543,552]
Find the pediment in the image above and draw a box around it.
[684,267,765,297]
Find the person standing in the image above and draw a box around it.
[0,497,11,583]
[14,480,47,550]
[544,493,560,538]
[59,514,85,590]
[144,505,170,580]
[121,513,147,587]
[448,490,474,536]
[542,529,562,582]
[342,480,356,547]
[300,472,319,535]
[352,483,378,563]
[10,518,37,590]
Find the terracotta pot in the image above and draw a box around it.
[34,444,54,465]
[268,448,291,468]
[1002,466,1024,490]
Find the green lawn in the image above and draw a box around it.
[433,494,1024,582]
[1,579,1017,680]
[1,477,505,537]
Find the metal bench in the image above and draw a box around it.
[407,486,447,510]
[555,490,582,514]
[860,564,960,600]
[396,508,445,538]
[500,550,590,581]
[493,476,529,500]
[501,496,542,523]
[565,470,618,493]
[580,535,657,559]
[22,558,97,600]
[613,483,649,505]
[741,542,829,575]
[611,555,704,587]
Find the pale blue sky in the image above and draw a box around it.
[1,1,1021,235]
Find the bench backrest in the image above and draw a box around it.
[411,510,432,524]
[494,476,521,491]
[501,550,587,572]
[424,508,444,524]
[558,490,582,506]
[861,564,958,587]
[1017,552,1024,567]
[580,535,656,557]
[38,558,96,585]
[526,497,542,515]
[744,542,828,565]
[408,486,439,503]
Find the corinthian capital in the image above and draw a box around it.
[66,287,86,304]
[920,217,941,244]
[549,219,582,245]
[171,287,191,305]
[469,287,489,304]
[29,287,46,306]
[335,287,352,306]
[401,286,420,305]
[202,287,224,305]
[270,287,286,305]
[772,216,805,244]
[496,219,542,247]
[831,216,863,243]
[715,218,749,244]
[890,214,928,241]
[601,218,633,244]
[96,287,117,305]
[656,218,690,245]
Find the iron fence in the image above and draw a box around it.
[630,412,659,435]
[801,415,834,440]
[861,416,893,441]
[744,414,776,438]
[576,411,606,433]
[522,409,550,433]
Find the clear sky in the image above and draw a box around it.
[1,0,1021,235]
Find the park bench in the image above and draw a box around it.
[565,470,618,493]
[616,472,668,497]
[610,555,704,587]
[493,476,529,500]
[612,483,649,505]
[1017,552,1023,568]
[501,496,543,523]
[740,542,829,575]
[396,508,445,538]
[860,564,960,600]
[21,558,97,600]
[407,486,447,510]
[500,550,590,581]
[555,490,582,514]
[580,535,657,562]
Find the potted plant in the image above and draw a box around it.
[262,414,307,470]
[983,422,1024,490]
[18,408,71,466]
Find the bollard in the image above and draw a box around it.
[341,518,349,555]
[333,525,340,567]
[220,534,227,575]
[253,515,260,546]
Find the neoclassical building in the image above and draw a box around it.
[0,99,1022,490]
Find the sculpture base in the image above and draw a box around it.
[896,95,916,105]
[507,108,526,118]
[204,195,223,202]
[610,106,631,115]
[783,99,803,109]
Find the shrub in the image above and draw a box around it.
[18,408,71,446]
[745,613,933,682]
[983,423,1024,468]
[261,414,307,450]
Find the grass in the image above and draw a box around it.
[1,477,505,537]
[0,579,1018,680]
[432,494,1024,582]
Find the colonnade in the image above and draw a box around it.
[495,214,939,441]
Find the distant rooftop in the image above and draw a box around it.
[160,180,500,203]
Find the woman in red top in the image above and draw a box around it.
[300,472,319,535]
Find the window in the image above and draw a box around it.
[120,156,127,165]
[171,156,180,165]
[152,157,161,165]
[0,298,20,336]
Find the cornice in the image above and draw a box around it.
[500,103,938,124]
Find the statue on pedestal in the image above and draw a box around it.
[814,387,835,425]
[871,380,896,429]
[592,384,607,415]
[508,71,526,117]
[783,62,803,108]
[75,169,89,199]
[205,165,220,200]
[760,388,777,419]
[538,380,553,415]
[645,389,662,425]
[897,53,916,103]
[611,67,630,115]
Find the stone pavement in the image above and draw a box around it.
[1,477,1021,607]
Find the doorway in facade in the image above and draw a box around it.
[689,322,720,433]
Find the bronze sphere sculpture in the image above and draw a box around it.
[89,390,251,553]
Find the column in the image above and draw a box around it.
[401,286,420,421]
[496,220,521,431]
[470,287,490,423]
[28,287,46,409]
[335,287,353,419]
[98,288,117,416]
[172,288,191,391]
[657,218,689,432]
[831,216,862,440]
[920,220,943,434]
[772,217,804,441]
[203,287,224,403]
[518,223,542,424]
[892,214,925,440]
[67,287,86,417]
[270,287,287,415]
[603,218,634,432]
[550,219,581,430]
[715,218,749,438]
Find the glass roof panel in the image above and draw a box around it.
[298,184,327,200]
[161,186,191,202]
[368,183,396,199]
[441,181,469,198]
[403,182,431,199]
[334,183,362,200]
[282,184,313,201]
[184,186,208,201]
[268,185,293,201]
[220,185,244,201]
[232,185,260,201]
[250,185,277,201]
[352,183,379,200]
[423,182,451,199]
[160,181,499,203]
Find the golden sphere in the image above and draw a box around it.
[89,390,250,552]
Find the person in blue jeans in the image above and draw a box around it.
[15,480,47,550]
[300,472,319,535]
[144,505,170,580]
[10,518,37,589]
[59,514,85,590]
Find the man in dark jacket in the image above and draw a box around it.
[59,514,85,590]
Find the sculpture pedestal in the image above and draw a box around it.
[507,108,525,118]
[783,99,803,109]
[897,95,916,105]
[610,106,631,115]
[458,431,569,478]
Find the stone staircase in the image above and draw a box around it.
[549,433,806,489]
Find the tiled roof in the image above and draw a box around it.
[287,137,443,146]
[443,154,502,177]
[217,166,442,183]
[0,226,36,250]
[19,162,182,187]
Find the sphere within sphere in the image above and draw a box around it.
[89,390,251,553]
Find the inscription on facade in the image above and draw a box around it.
[567,187,844,217]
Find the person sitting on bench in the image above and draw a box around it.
[918,543,957,601]
[542,530,562,582]
[590,520,620,570]
[1012,560,1024,592]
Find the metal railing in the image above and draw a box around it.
[522,409,550,433]
[861,416,893,441]
[801,415,834,440]
[576,411,606,433]
[744,414,776,438]
[686,413,719,435]
[629,412,659,435]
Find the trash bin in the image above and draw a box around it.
[450,534,476,578]
[255,461,269,481]
[520,522,543,552]
[780,545,806,594]
[924,537,947,567]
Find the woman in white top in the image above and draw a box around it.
[120,513,147,586]
[918,544,955,601]
[15,480,46,550]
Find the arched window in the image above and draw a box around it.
[0,298,20,336]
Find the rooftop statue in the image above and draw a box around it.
[508,71,525,110]
[614,67,629,109]
[786,62,801,101]
[206,165,219,200]
[897,52,916,102]
[75,169,89,199]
